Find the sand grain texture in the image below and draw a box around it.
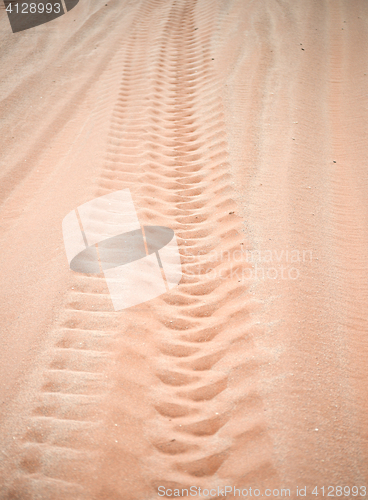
[0,0,367,498]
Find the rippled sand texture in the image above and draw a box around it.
[0,0,368,498]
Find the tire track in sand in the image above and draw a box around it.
[1,1,278,498]
[0,2,162,498]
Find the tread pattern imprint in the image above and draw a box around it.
[0,1,280,498]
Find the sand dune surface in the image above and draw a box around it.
[0,0,367,498]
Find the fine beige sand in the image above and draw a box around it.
[0,0,368,498]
